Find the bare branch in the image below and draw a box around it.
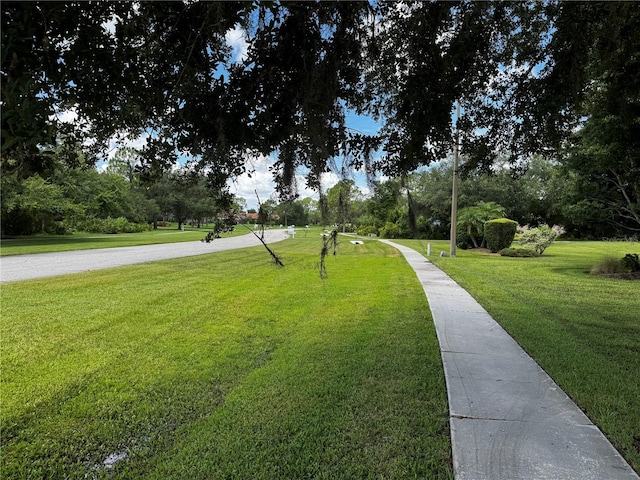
[318,229,338,279]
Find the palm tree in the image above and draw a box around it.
[457,201,505,248]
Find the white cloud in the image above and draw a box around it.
[228,153,274,210]
[101,17,117,36]
[106,132,150,160]
[54,108,78,124]
[394,2,420,19]
[49,106,150,162]
[96,133,150,172]
[225,25,249,64]
[228,152,345,211]
[297,171,341,200]
[322,171,341,190]
[230,169,276,210]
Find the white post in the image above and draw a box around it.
[427,243,432,256]
[450,100,461,257]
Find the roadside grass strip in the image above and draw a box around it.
[0,238,452,478]
[0,224,253,256]
[395,239,640,474]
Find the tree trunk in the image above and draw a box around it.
[467,226,479,248]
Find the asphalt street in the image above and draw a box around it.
[0,229,288,283]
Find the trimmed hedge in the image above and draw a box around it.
[484,218,518,252]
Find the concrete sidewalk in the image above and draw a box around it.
[0,230,288,283]
[381,240,639,480]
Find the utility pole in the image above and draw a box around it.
[449,100,461,257]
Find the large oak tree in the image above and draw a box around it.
[2,1,638,231]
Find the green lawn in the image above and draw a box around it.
[395,239,640,473]
[0,236,452,479]
[0,224,265,256]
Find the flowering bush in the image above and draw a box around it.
[519,226,557,255]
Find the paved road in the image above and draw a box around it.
[382,240,639,480]
[0,230,288,283]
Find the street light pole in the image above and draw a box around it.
[449,100,461,257]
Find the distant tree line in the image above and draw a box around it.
[309,154,630,241]
[1,147,232,235]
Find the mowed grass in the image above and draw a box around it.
[0,224,253,256]
[395,239,640,473]
[0,237,452,479]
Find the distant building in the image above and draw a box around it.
[234,212,280,224]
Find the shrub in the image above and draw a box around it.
[590,256,625,275]
[78,217,151,234]
[499,247,539,257]
[49,221,74,235]
[356,225,378,237]
[379,221,410,239]
[591,254,640,275]
[484,218,518,252]
[379,222,400,239]
[621,253,640,272]
[456,226,475,250]
[519,226,557,254]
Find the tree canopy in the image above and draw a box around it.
[2,1,638,231]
